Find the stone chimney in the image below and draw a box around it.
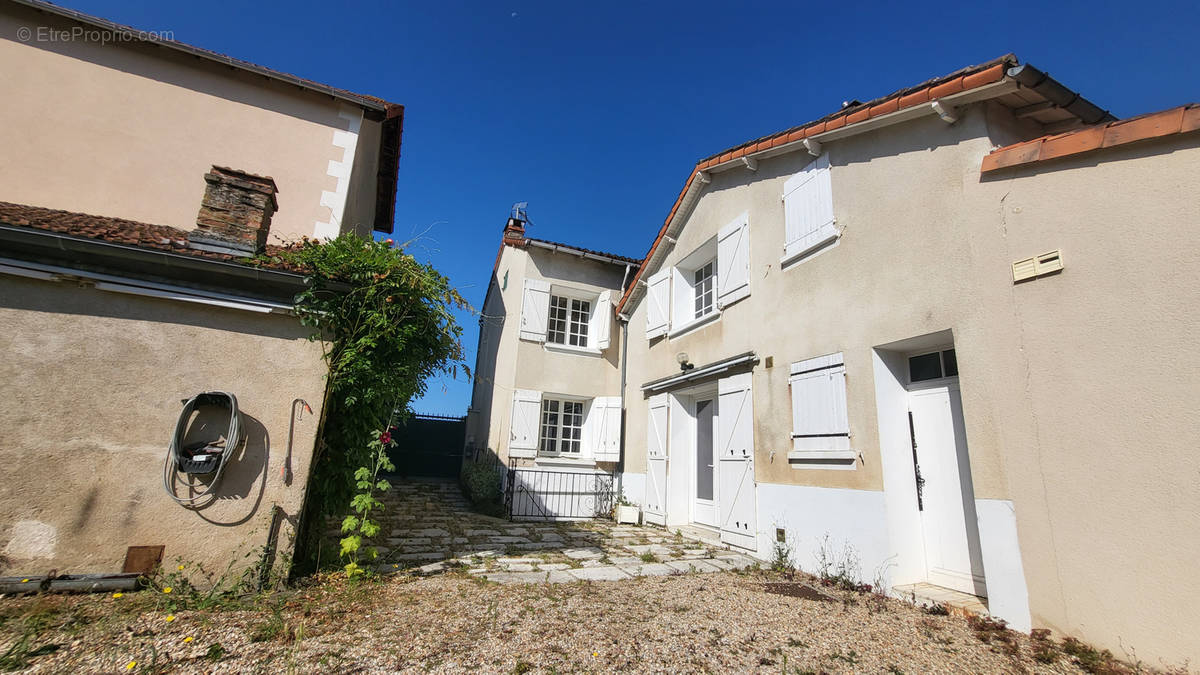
[502,216,527,247]
[188,166,279,256]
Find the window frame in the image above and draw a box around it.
[668,237,720,338]
[906,348,958,385]
[538,396,587,457]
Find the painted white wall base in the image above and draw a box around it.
[975,498,1032,632]
[618,472,647,507]
[755,482,893,586]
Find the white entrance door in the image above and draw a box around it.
[909,382,987,596]
[692,398,717,527]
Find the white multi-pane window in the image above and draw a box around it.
[693,260,715,317]
[546,295,591,347]
[539,398,584,455]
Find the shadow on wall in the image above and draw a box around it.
[165,411,271,527]
[0,280,310,340]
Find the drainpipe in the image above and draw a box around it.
[617,318,629,476]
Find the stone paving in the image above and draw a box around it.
[328,477,759,584]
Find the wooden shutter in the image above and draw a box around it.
[670,266,691,328]
[519,279,550,342]
[644,393,669,525]
[645,269,671,339]
[508,389,542,458]
[717,372,757,550]
[789,353,851,453]
[717,213,750,308]
[590,396,622,462]
[782,153,836,262]
[591,290,612,350]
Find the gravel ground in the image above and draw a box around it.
[0,569,1139,674]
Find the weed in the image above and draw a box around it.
[922,602,949,616]
[205,642,226,661]
[1030,629,1058,664]
[1061,637,1124,674]
[812,534,869,592]
[511,658,533,674]
[770,537,794,573]
[249,604,294,643]
[639,552,658,563]
[0,630,60,671]
[786,637,808,648]
[827,648,860,665]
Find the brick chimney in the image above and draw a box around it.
[502,215,526,246]
[188,166,279,256]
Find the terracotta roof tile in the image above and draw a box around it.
[0,201,304,273]
[982,104,1199,172]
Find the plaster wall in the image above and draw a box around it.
[0,275,328,576]
[0,4,381,244]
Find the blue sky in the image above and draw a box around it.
[71,0,1198,415]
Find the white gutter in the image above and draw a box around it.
[526,239,637,267]
[0,258,294,314]
[641,352,757,393]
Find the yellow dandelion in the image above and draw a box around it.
[20,579,29,583]
[393,564,399,569]
[177,564,185,571]
[162,587,173,594]
[112,592,124,599]
[593,652,599,657]
[165,615,176,623]
[183,636,194,643]
[126,661,136,670]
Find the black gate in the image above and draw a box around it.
[505,468,615,520]
[386,414,465,478]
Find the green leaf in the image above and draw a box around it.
[339,535,362,558]
[340,515,359,533]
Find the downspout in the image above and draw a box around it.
[617,317,629,476]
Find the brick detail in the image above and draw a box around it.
[189,166,278,255]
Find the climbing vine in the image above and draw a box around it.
[263,233,468,571]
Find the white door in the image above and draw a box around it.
[692,398,717,527]
[717,372,757,551]
[644,394,669,526]
[909,382,987,596]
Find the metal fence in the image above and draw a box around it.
[505,468,615,521]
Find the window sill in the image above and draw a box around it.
[780,228,839,269]
[787,449,857,471]
[534,456,598,469]
[543,343,602,356]
[668,310,720,339]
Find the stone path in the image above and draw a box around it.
[327,477,758,584]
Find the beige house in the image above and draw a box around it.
[0,0,402,577]
[467,55,1200,664]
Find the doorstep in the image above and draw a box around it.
[893,582,989,618]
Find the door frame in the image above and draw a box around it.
[668,382,720,531]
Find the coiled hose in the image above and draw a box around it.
[163,391,243,506]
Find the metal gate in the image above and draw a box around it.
[505,468,615,520]
[386,414,465,478]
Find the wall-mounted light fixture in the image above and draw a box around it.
[676,352,695,373]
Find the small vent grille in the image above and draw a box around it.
[1013,249,1063,283]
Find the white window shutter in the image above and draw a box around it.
[519,279,550,342]
[789,353,851,454]
[670,266,690,328]
[717,213,750,308]
[589,396,622,462]
[644,393,670,525]
[591,290,612,350]
[508,389,541,458]
[717,372,757,551]
[782,153,837,262]
[644,269,671,339]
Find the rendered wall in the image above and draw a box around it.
[0,4,379,244]
[619,102,1200,663]
[0,275,328,577]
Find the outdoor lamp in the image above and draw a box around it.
[677,352,694,372]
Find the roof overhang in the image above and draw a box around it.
[616,57,1113,317]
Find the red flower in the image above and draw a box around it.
[379,431,392,445]
[383,238,394,246]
